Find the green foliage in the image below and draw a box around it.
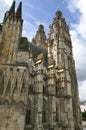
[81,111,86,121]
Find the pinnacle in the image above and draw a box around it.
[16,2,22,18]
[9,1,15,15]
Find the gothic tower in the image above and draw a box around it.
[0,2,82,130]
[0,1,23,63]
[32,24,47,50]
[0,2,29,130]
[48,11,82,130]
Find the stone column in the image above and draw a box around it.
[47,62,56,129]
[34,57,44,130]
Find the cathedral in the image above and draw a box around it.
[0,1,82,130]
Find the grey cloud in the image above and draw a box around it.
[0,0,10,23]
[76,69,86,81]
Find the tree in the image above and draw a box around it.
[81,111,86,121]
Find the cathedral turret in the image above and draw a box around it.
[56,10,62,19]
[32,24,47,49]
[48,10,72,67]
[0,1,23,63]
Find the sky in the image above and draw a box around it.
[0,0,86,101]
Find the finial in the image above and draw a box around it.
[56,10,62,19]
[38,24,44,31]
[9,1,15,15]
[16,2,22,18]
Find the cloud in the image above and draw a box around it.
[79,80,86,101]
[22,20,37,41]
[24,2,34,9]
[67,0,79,13]
[0,0,13,23]
[22,18,48,41]
[66,0,86,101]
[0,0,9,23]
[67,0,86,82]
[22,10,49,41]
[70,29,86,81]
[5,0,13,6]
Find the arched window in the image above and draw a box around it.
[42,110,46,123]
[25,110,31,124]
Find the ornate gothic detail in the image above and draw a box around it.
[0,1,82,130]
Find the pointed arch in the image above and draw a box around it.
[42,97,48,123]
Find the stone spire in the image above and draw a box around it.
[56,10,62,19]
[9,1,15,15]
[32,24,47,49]
[16,2,22,18]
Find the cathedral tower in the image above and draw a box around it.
[0,1,23,63]
[0,2,82,130]
[32,24,47,50]
[0,2,29,130]
[48,10,82,129]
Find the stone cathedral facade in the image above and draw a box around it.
[0,1,82,130]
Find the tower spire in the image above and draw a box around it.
[9,1,15,15]
[16,2,22,18]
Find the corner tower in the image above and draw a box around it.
[48,11,82,129]
[32,24,47,50]
[0,2,28,130]
[48,11,72,67]
[0,1,23,63]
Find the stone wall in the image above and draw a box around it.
[0,105,25,130]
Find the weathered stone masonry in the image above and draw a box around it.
[0,1,82,130]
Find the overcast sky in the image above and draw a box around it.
[0,0,86,101]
